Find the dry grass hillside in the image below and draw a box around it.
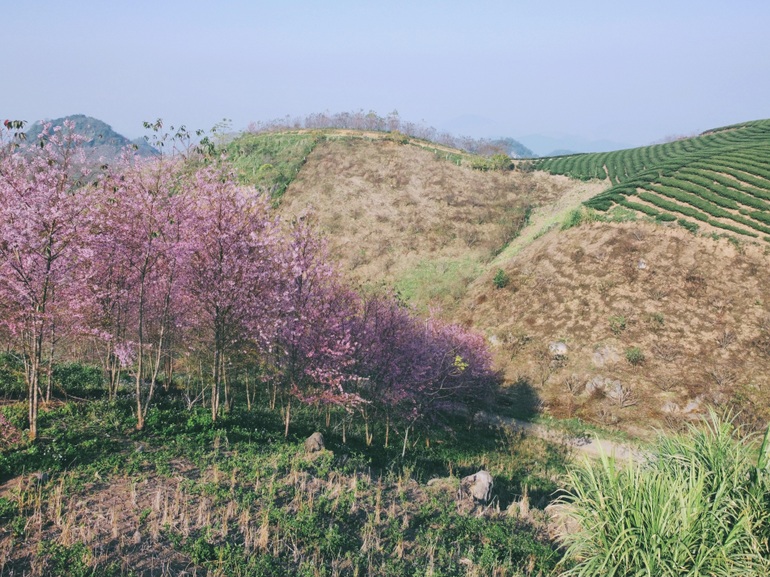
[461,221,770,434]
[278,137,600,311]
[269,132,770,435]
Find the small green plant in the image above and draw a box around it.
[625,346,645,365]
[647,312,664,327]
[609,315,627,335]
[39,541,93,577]
[138,507,152,525]
[493,268,510,289]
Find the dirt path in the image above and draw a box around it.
[492,178,608,265]
[477,411,647,464]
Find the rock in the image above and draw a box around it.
[661,401,680,414]
[548,341,568,357]
[603,380,625,402]
[304,432,325,453]
[592,345,620,367]
[637,258,648,270]
[459,470,493,503]
[585,376,606,395]
[683,396,703,414]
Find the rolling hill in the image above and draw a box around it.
[25,114,157,161]
[533,119,770,240]
[227,122,770,434]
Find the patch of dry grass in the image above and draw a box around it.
[462,220,770,434]
[278,138,576,313]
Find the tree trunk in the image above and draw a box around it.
[245,372,252,411]
[284,397,291,438]
[212,347,220,422]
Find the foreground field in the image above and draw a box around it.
[0,398,566,576]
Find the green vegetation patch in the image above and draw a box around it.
[558,413,770,576]
[226,132,320,199]
[537,119,770,240]
[395,257,483,311]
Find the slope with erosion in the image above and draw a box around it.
[461,219,770,434]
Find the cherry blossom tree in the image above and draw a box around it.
[184,164,282,421]
[89,153,190,429]
[351,294,497,453]
[0,122,91,440]
[269,219,361,436]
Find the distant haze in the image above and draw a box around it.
[4,1,769,150]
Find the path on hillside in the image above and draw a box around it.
[492,179,607,265]
[477,411,647,464]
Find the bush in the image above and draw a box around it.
[493,269,509,289]
[557,413,770,576]
[678,218,699,233]
[625,346,645,365]
[0,353,25,398]
[53,362,103,398]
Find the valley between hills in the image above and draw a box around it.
[2,115,770,575]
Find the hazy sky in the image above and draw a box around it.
[4,1,769,151]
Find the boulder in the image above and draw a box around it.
[459,470,493,503]
[548,341,568,358]
[304,432,325,453]
[661,401,681,414]
[585,376,606,395]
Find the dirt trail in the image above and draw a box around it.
[492,178,607,265]
[477,412,647,464]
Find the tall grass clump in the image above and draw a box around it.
[557,411,770,576]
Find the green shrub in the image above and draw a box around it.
[493,268,510,289]
[558,413,770,576]
[38,541,93,577]
[53,362,103,398]
[625,346,645,365]
[0,353,25,398]
[678,218,699,233]
[489,153,514,171]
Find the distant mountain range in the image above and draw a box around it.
[517,133,634,157]
[25,114,157,162]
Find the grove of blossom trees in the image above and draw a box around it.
[0,121,498,442]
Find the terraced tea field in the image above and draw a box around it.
[534,119,770,239]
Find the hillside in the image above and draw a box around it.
[227,130,602,312]
[534,119,770,239]
[25,115,157,161]
[461,220,770,434]
[228,124,770,434]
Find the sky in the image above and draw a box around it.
[3,0,769,154]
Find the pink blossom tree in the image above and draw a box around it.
[184,164,282,421]
[0,122,92,440]
[89,153,190,429]
[269,219,361,436]
[351,294,497,453]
